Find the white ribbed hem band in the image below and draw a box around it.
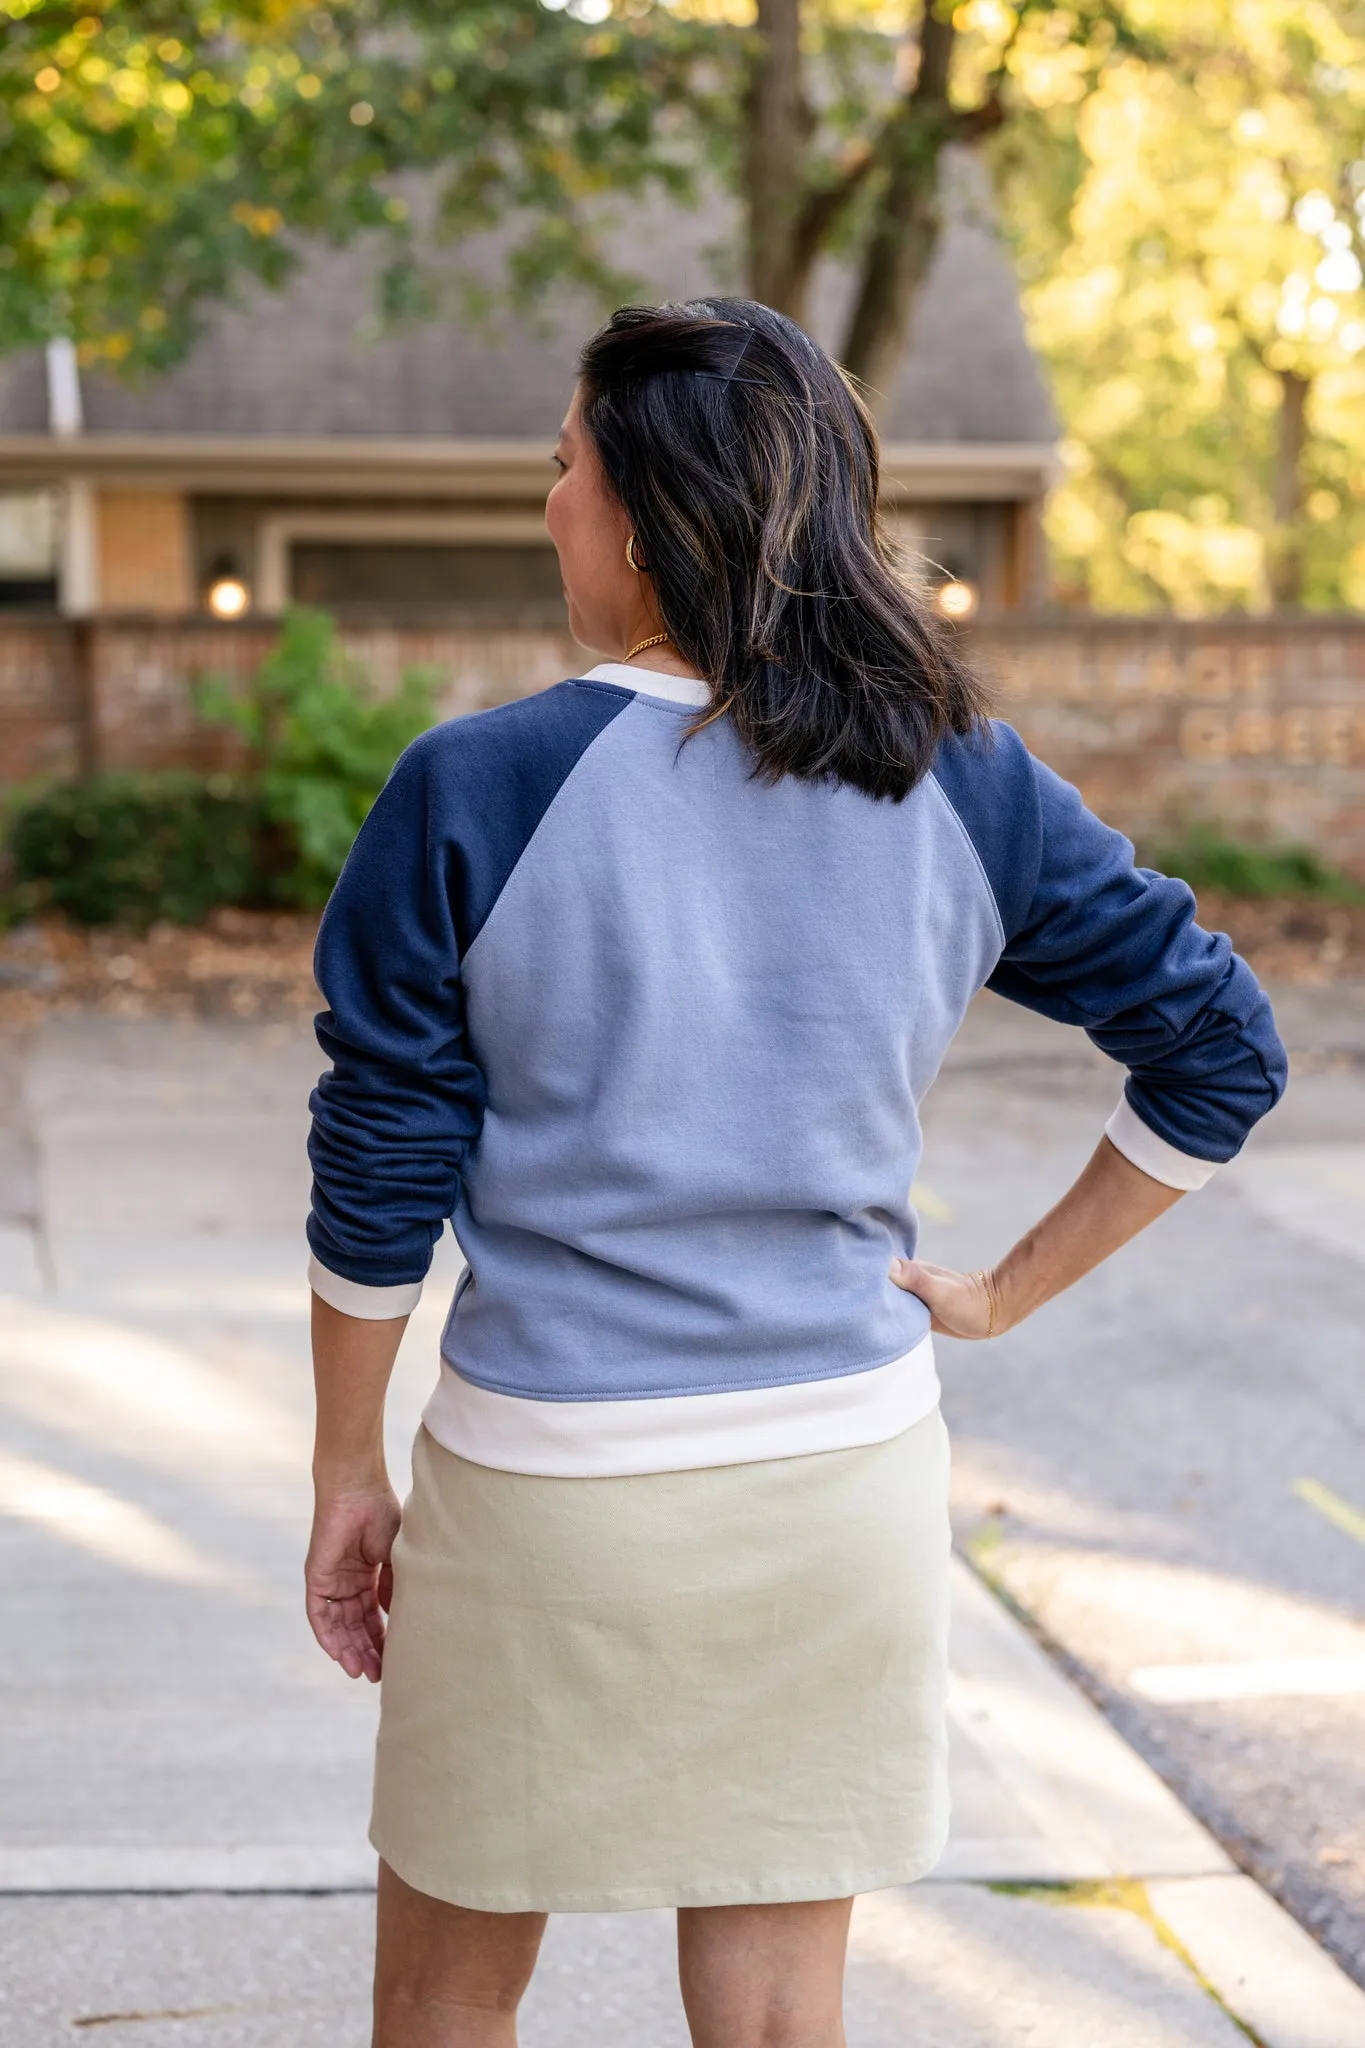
[308,1254,423,1320]
[1103,1098,1220,1192]
[421,1335,940,1478]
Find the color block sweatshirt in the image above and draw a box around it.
[307,665,1287,1477]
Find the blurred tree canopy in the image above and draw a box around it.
[2,0,389,370]
[692,0,1153,406]
[3,1,1152,410]
[998,0,1365,612]
[7,1,1365,611]
[0,0,710,372]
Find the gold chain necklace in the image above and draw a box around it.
[623,632,672,661]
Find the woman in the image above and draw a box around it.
[303,300,1285,2047]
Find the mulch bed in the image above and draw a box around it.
[1194,891,1365,986]
[1,891,1363,1027]
[0,908,321,1025]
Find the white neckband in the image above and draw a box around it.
[584,663,711,708]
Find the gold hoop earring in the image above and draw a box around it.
[625,533,646,574]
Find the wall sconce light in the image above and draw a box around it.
[206,557,250,619]
[934,578,978,623]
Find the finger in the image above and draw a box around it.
[324,1613,382,1683]
[890,1259,990,1338]
[307,1587,384,1681]
[890,1258,956,1302]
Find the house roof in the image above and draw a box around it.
[0,153,1057,453]
[0,351,50,435]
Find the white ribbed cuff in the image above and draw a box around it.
[308,1254,423,1320]
[1104,1098,1220,1192]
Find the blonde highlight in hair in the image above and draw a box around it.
[577,299,988,800]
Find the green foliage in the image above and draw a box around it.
[1151,826,1365,902]
[995,0,1365,613]
[2,609,435,928]
[6,772,268,928]
[0,0,719,373]
[1,3,391,371]
[195,607,436,908]
[1,1,1179,386]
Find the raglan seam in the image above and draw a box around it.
[566,680,637,705]
[461,685,634,964]
[924,770,1008,954]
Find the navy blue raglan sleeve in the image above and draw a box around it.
[306,682,631,1316]
[932,720,1287,1188]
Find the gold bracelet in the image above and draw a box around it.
[972,1270,996,1338]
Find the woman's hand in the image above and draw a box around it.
[890,1136,1186,1344]
[307,1294,411,1682]
[891,1259,1001,1338]
[305,1484,402,1684]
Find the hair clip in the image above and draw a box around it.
[693,329,757,390]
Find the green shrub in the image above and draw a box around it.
[7,772,268,929]
[196,607,437,909]
[1,612,439,929]
[1150,826,1365,902]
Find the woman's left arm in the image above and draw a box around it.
[892,1133,1183,1337]
[912,723,1291,1333]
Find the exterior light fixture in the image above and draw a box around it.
[206,559,250,619]
[934,578,978,623]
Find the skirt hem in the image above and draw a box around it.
[370,1826,951,1916]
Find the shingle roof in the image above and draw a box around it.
[0,350,50,434]
[3,153,1056,446]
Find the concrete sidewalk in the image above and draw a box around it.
[2,1012,1363,2045]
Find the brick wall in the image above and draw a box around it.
[972,619,1365,874]
[0,617,582,786]
[3,614,1364,876]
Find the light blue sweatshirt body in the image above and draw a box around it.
[307,666,1285,1475]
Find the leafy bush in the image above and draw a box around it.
[1151,826,1365,902]
[2,610,438,929]
[7,772,268,929]
[196,607,437,909]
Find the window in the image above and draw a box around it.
[0,488,59,610]
[289,542,566,619]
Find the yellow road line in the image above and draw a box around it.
[1294,1477,1365,1547]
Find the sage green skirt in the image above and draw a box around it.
[370,1407,951,1913]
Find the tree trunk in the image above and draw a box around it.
[744,0,811,316]
[839,8,957,414]
[1269,368,1308,609]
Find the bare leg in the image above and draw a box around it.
[677,1897,854,2048]
[373,1859,547,2048]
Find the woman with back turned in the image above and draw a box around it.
[302,300,1286,2046]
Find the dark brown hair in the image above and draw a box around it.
[577,298,988,801]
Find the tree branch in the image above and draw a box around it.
[839,5,959,402]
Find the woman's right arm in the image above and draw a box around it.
[305,733,484,1676]
[304,691,640,1672]
[306,1297,409,1683]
